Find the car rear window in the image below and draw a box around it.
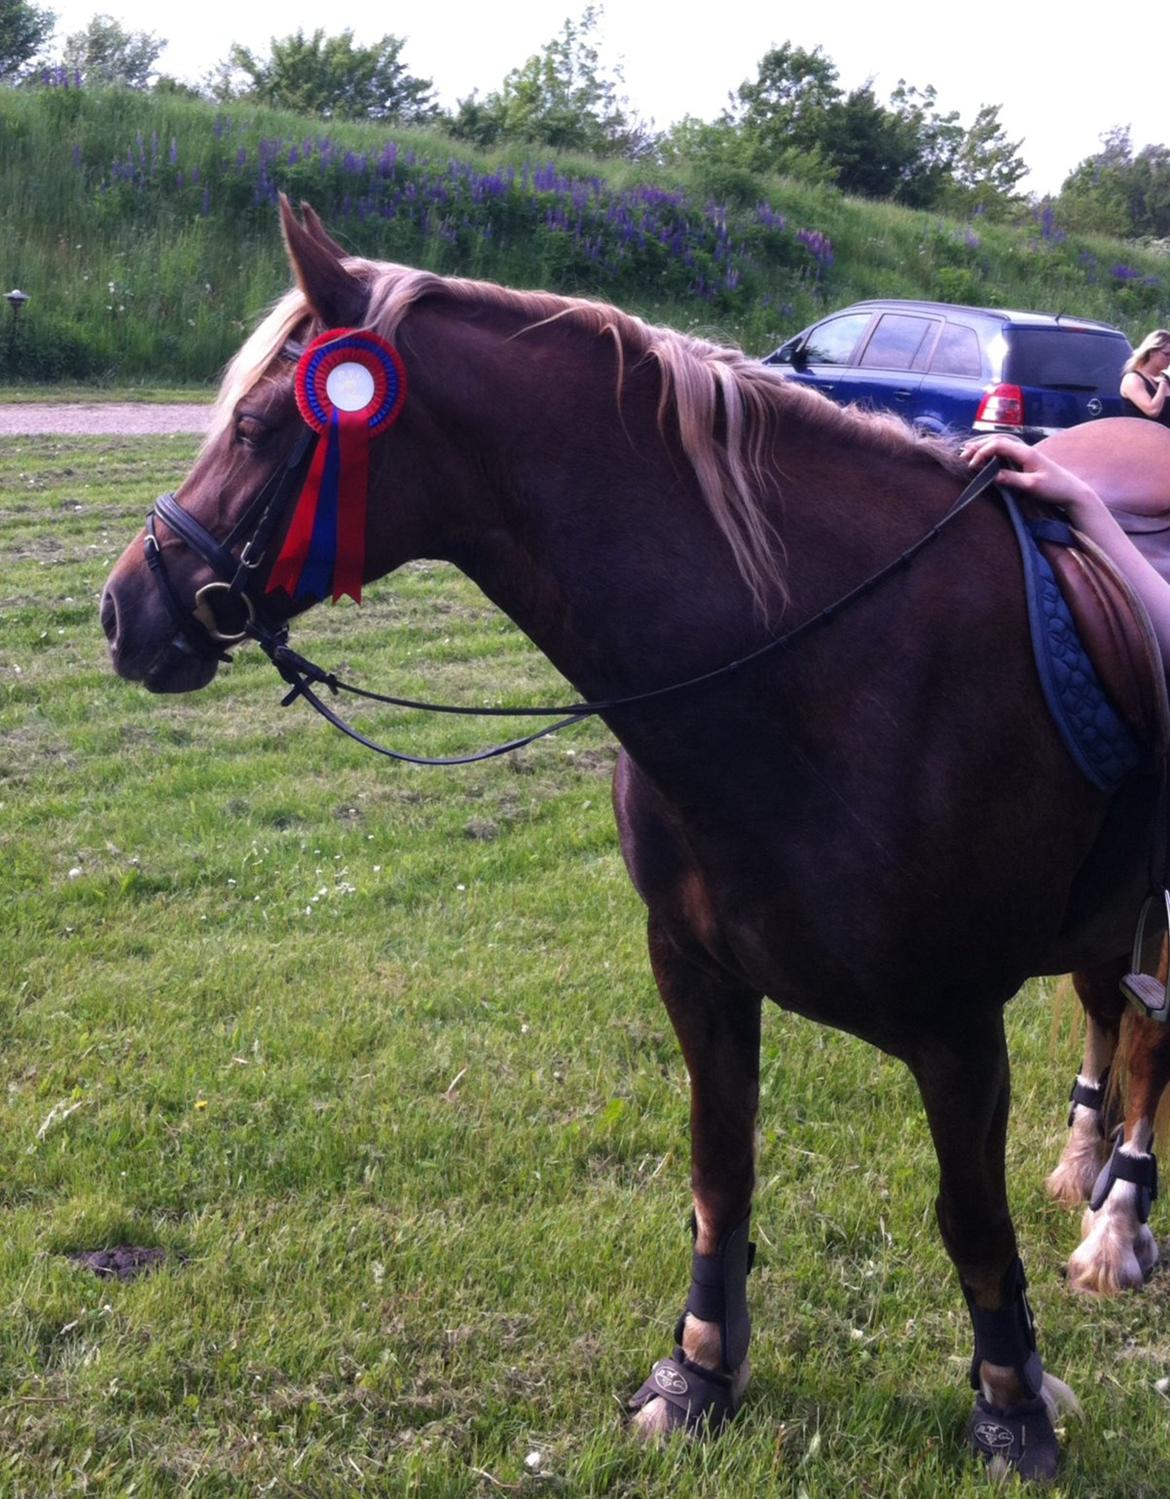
[1004,329,1130,390]
[930,323,982,378]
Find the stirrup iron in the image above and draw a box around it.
[1120,892,1170,1023]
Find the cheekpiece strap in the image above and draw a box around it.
[680,1215,755,1371]
[963,1256,1044,1399]
[1089,1141,1159,1222]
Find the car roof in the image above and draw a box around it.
[843,299,1127,335]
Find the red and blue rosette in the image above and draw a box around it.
[266,328,407,605]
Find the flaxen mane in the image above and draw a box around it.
[212,261,965,610]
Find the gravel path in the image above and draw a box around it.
[0,403,211,436]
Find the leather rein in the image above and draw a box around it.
[142,371,1005,767]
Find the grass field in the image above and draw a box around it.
[2,433,1170,1497]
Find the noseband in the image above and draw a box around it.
[142,343,311,663]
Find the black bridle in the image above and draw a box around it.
[141,387,1005,766]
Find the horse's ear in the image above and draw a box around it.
[279,194,368,329]
[301,202,350,261]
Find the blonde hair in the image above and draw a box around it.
[1124,328,1170,375]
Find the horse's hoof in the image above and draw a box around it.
[1066,1208,1155,1295]
[629,1353,742,1438]
[966,1394,1060,1481]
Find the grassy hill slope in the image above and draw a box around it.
[1,84,1168,384]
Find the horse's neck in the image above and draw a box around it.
[417,335,769,699]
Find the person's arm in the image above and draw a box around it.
[1121,369,1169,418]
[962,433,1170,660]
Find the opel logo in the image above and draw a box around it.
[1087,397,1103,417]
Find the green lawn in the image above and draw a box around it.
[1,435,1168,1497]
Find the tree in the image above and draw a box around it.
[1058,127,1170,238]
[0,1,54,84]
[227,29,438,121]
[884,81,962,207]
[449,6,651,158]
[733,45,972,209]
[944,103,1028,217]
[733,43,842,161]
[60,14,163,89]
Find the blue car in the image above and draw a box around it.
[763,299,1133,443]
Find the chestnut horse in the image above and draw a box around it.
[101,202,1165,1479]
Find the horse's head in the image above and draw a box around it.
[102,199,403,693]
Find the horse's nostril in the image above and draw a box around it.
[100,588,118,642]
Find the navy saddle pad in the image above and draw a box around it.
[1002,491,1140,794]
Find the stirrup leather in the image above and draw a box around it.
[1120,891,1170,1023]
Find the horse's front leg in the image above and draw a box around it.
[1068,1006,1168,1294]
[1046,962,1125,1207]
[629,915,762,1437]
[911,1012,1079,1481]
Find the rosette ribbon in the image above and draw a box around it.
[266,328,407,604]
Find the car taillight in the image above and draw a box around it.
[975,383,1025,427]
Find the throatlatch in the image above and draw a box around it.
[962,1256,1043,1399]
[628,1215,755,1432]
[1090,1138,1159,1224]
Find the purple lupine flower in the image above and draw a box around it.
[201,186,211,217]
[796,227,835,268]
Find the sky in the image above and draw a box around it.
[40,1,1162,196]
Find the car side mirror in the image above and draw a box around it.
[767,335,806,369]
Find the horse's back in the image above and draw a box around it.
[1041,418,1170,516]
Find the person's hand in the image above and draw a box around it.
[958,434,1100,510]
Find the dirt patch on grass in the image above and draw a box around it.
[69,1245,171,1280]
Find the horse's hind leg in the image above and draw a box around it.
[1046,961,1126,1207]
[1068,1005,1169,1294]
[910,1010,1077,1481]
[629,915,762,1438]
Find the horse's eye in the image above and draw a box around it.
[235,413,269,448]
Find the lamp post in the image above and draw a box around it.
[5,289,29,368]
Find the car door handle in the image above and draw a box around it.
[893,389,913,400]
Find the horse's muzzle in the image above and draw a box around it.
[101,573,220,693]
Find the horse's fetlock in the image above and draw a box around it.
[680,1313,721,1370]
